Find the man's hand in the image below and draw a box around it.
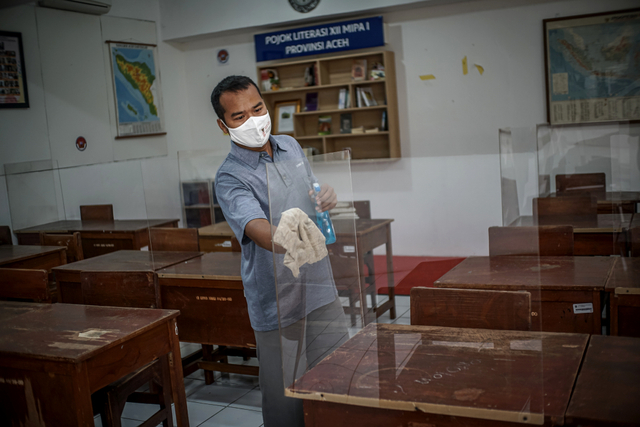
[309,184,338,213]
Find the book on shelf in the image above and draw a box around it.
[351,126,364,134]
[345,89,351,108]
[370,62,385,80]
[318,116,332,135]
[305,92,319,111]
[381,110,387,131]
[304,64,316,86]
[365,127,379,133]
[351,59,367,81]
[260,69,279,91]
[360,86,377,106]
[338,88,347,109]
[340,113,352,134]
[355,87,362,108]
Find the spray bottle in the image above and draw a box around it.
[312,182,336,244]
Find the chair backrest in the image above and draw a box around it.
[488,226,574,256]
[0,226,11,245]
[81,271,160,308]
[556,173,605,194]
[80,204,114,221]
[40,232,84,263]
[353,200,371,219]
[533,196,597,217]
[410,287,531,331]
[0,268,51,302]
[149,227,199,252]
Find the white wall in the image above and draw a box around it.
[2,0,638,257]
[171,0,640,256]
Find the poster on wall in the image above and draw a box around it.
[0,31,29,109]
[544,9,640,125]
[108,41,166,138]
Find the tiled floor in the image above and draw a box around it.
[96,295,411,427]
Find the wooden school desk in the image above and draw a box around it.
[198,222,237,252]
[0,245,67,270]
[605,257,640,337]
[14,219,179,258]
[548,191,640,214]
[52,250,202,304]
[508,214,632,256]
[630,214,640,257]
[0,302,189,426]
[157,252,256,382]
[565,335,640,426]
[332,218,396,325]
[433,256,615,334]
[289,323,588,427]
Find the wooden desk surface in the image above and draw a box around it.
[509,214,632,233]
[0,301,48,322]
[0,302,178,362]
[52,250,203,273]
[549,191,640,203]
[434,256,614,291]
[198,222,234,237]
[332,218,393,236]
[606,257,640,293]
[565,335,640,426]
[14,219,178,234]
[157,252,241,281]
[290,323,587,425]
[0,245,66,266]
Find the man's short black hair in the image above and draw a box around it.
[211,75,262,122]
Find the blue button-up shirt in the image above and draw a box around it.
[215,134,337,331]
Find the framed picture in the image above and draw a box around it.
[274,100,300,135]
[107,41,166,138]
[0,31,29,108]
[543,9,640,125]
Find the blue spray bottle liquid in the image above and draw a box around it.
[312,182,336,244]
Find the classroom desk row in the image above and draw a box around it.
[509,213,637,256]
[290,323,640,427]
[14,218,179,258]
[432,256,640,337]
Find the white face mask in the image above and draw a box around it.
[223,112,271,148]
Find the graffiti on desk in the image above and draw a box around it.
[93,243,115,247]
[196,296,233,302]
[413,359,482,385]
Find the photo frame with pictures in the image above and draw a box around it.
[543,9,640,125]
[0,31,29,108]
[274,99,301,135]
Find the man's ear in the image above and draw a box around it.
[217,118,229,135]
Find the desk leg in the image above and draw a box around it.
[357,240,374,326]
[167,318,190,427]
[385,226,396,319]
[610,294,619,336]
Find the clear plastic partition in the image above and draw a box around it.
[498,127,542,226]
[272,153,545,425]
[4,158,155,254]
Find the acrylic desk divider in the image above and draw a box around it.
[267,151,547,426]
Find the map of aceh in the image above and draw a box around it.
[548,20,640,102]
[111,46,160,125]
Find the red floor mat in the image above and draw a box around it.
[373,255,465,296]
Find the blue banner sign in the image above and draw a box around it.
[254,16,384,62]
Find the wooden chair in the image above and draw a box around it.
[556,173,605,194]
[0,268,51,302]
[0,226,12,245]
[80,271,172,427]
[80,204,114,221]
[533,196,597,217]
[40,232,84,263]
[149,227,200,252]
[410,287,532,331]
[488,226,574,256]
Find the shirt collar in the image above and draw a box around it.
[229,135,288,170]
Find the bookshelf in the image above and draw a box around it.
[180,180,225,228]
[257,50,400,161]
